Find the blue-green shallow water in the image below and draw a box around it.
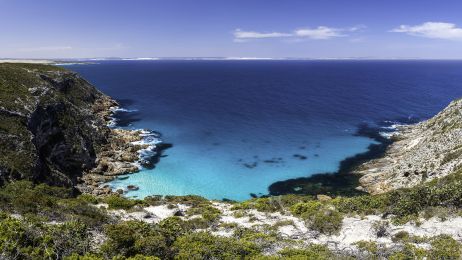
[65,60,462,201]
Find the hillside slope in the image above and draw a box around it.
[0,63,150,193]
[357,98,462,194]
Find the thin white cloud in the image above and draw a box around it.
[233,25,363,42]
[234,29,291,39]
[294,26,344,39]
[391,22,462,40]
[18,46,73,52]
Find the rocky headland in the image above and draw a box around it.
[0,63,159,195]
[356,98,462,194]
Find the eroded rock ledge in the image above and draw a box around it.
[356,98,462,194]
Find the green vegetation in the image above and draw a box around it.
[3,167,462,259]
[103,194,145,210]
[277,245,335,260]
[0,181,108,226]
[173,232,260,259]
[291,201,343,234]
[429,235,462,259]
[231,194,313,213]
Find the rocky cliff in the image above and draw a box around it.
[356,98,462,194]
[0,63,146,193]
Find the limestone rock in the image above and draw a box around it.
[356,98,462,194]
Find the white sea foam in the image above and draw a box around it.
[379,123,402,139]
[379,131,395,139]
[112,107,138,113]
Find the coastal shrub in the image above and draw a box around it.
[290,201,343,234]
[0,181,107,225]
[355,241,379,255]
[58,198,109,226]
[186,203,221,223]
[65,254,104,260]
[163,195,209,207]
[278,244,334,259]
[233,227,279,252]
[104,194,141,210]
[332,194,389,215]
[392,231,410,243]
[78,193,100,204]
[310,207,343,235]
[290,201,322,218]
[388,243,427,260]
[232,195,312,213]
[101,220,170,259]
[101,217,192,259]
[125,255,160,260]
[172,232,261,259]
[157,217,188,244]
[0,216,92,259]
[429,235,462,259]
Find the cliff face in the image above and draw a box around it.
[356,98,462,194]
[0,63,116,188]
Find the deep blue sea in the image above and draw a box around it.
[66,60,462,201]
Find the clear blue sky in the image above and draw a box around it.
[2,0,462,59]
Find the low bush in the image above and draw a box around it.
[173,232,261,259]
[0,181,108,226]
[429,235,462,259]
[290,201,343,234]
[103,194,143,210]
[0,216,92,259]
[278,244,334,259]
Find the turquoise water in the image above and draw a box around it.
[110,120,374,200]
[66,60,462,201]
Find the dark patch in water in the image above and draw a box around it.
[263,157,284,164]
[268,122,393,197]
[250,193,258,198]
[243,162,258,169]
[293,154,307,160]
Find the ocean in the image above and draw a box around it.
[66,60,462,201]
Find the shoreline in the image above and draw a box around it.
[78,97,169,195]
[267,123,396,197]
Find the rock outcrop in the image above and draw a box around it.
[0,63,152,194]
[356,98,462,194]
